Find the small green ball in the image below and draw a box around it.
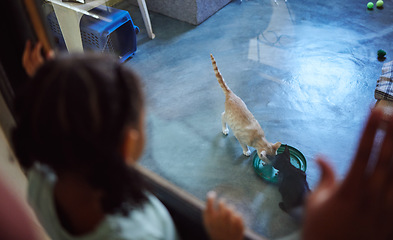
[378,49,387,58]
[376,0,384,8]
[367,2,374,9]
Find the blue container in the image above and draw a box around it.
[47,11,67,50]
[47,5,139,62]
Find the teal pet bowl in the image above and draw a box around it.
[252,144,307,184]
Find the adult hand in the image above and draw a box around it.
[203,191,245,240]
[303,108,393,240]
[22,40,54,77]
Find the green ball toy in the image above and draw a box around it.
[367,2,374,9]
[378,49,387,58]
[376,0,384,8]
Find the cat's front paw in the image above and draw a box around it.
[222,128,229,135]
[243,150,251,157]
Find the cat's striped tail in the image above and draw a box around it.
[210,54,231,94]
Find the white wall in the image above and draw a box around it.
[0,91,50,239]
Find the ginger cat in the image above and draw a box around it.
[211,54,281,161]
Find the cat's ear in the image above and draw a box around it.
[284,145,290,156]
[272,142,281,151]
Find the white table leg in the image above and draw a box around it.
[137,0,155,39]
[52,4,84,52]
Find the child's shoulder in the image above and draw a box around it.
[27,163,56,185]
[26,163,58,214]
[107,193,180,240]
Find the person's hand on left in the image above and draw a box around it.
[203,191,244,240]
[22,40,54,77]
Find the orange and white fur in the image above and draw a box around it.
[211,54,281,161]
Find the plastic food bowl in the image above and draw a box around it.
[252,144,307,184]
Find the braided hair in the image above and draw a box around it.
[12,53,148,215]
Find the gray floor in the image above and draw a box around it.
[116,0,392,239]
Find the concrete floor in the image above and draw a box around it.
[117,0,393,239]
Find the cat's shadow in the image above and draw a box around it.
[210,132,251,165]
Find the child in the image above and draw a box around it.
[15,50,245,240]
[13,53,180,239]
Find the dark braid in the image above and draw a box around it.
[12,53,148,215]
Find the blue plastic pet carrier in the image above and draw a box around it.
[47,5,139,62]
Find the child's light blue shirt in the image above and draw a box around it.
[27,164,180,240]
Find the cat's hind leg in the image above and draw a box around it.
[221,112,229,135]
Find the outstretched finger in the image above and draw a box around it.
[369,113,393,192]
[315,157,336,190]
[204,191,217,216]
[344,109,383,186]
[32,42,43,65]
[379,114,393,210]
[22,40,32,69]
[46,49,55,60]
[218,198,228,216]
[230,211,245,240]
